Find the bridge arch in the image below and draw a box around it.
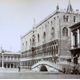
[31,60,62,72]
[40,65,48,71]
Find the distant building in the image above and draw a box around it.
[69,22,80,68]
[0,47,21,68]
[20,1,80,69]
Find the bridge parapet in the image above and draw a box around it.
[31,60,62,72]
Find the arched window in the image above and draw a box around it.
[43,32,46,41]
[26,41,27,48]
[63,15,68,22]
[38,34,40,42]
[63,27,68,36]
[63,15,65,21]
[30,39,31,45]
[32,35,35,46]
[51,27,55,38]
[66,16,68,22]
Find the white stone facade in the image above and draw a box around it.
[21,1,80,70]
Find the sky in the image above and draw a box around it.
[0,0,80,52]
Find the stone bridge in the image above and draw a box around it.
[31,60,63,72]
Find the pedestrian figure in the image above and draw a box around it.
[18,66,21,72]
[63,68,66,74]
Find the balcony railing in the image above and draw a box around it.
[73,45,78,48]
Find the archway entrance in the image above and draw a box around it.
[8,64,9,68]
[4,64,6,68]
[40,65,48,71]
[11,64,13,68]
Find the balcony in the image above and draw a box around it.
[70,44,80,51]
[4,57,20,62]
[73,45,78,48]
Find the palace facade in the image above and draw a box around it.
[70,22,80,68]
[21,1,80,69]
[0,47,21,68]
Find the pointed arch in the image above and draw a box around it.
[51,27,55,38]
[43,32,46,41]
[63,15,68,22]
[63,27,68,36]
[30,39,31,45]
[66,16,68,22]
[56,45,58,54]
[32,35,35,46]
[38,34,40,42]
[63,15,65,21]
[26,41,27,48]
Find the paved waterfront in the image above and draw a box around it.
[0,72,80,79]
[0,69,80,79]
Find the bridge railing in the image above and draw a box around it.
[31,60,63,71]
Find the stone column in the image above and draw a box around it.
[6,63,8,68]
[71,32,74,49]
[73,35,75,46]
[10,63,11,68]
[12,63,13,68]
[13,63,14,68]
[13,57,14,61]
[2,53,4,68]
[77,29,79,47]
[10,56,11,60]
